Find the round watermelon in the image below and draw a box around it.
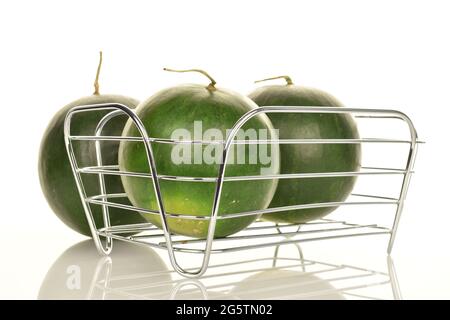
[118,69,280,238]
[248,76,361,223]
[38,52,146,236]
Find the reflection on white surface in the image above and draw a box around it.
[230,270,344,300]
[38,240,172,299]
[38,240,401,300]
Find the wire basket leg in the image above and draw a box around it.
[387,141,418,253]
[93,111,123,253]
[109,104,215,277]
[64,114,112,255]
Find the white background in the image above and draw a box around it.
[0,0,449,299]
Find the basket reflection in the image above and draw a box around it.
[39,240,400,300]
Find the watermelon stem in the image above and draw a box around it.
[163,67,216,90]
[255,75,294,85]
[93,51,103,95]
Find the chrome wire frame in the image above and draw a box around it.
[64,103,420,278]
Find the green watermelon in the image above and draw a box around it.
[118,69,280,238]
[38,52,146,236]
[248,75,361,223]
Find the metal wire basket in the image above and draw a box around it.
[64,103,420,278]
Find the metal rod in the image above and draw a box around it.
[69,135,415,145]
[163,223,382,245]
[387,116,419,253]
[245,219,348,231]
[86,197,398,220]
[98,222,158,234]
[211,231,391,254]
[94,110,123,253]
[78,166,408,182]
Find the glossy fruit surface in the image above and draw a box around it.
[38,94,146,236]
[249,80,361,223]
[119,83,279,238]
